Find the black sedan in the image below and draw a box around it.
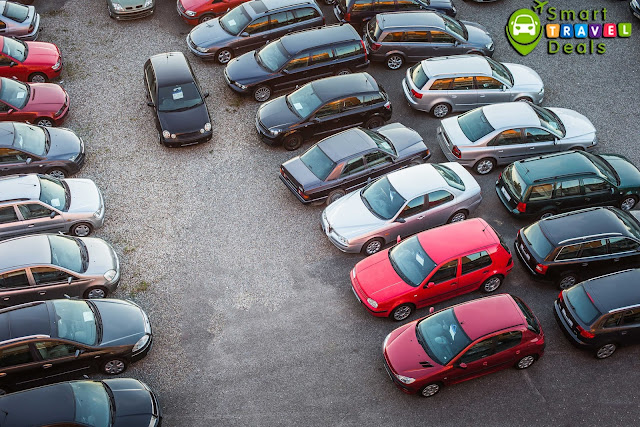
[280,123,430,205]
[143,52,212,147]
[0,121,85,178]
[0,378,161,426]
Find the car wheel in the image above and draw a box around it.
[336,68,351,76]
[326,189,346,205]
[46,168,68,179]
[391,304,414,321]
[28,72,48,83]
[515,355,536,369]
[474,158,495,175]
[216,48,233,64]
[386,54,404,70]
[84,286,108,299]
[409,157,423,167]
[595,343,617,359]
[515,97,533,103]
[70,222,93,237]
[431,103,450,118]
[102,358,127,375]
[557,272,579,290]
[620,195,638,211]
[253,85,272,102]
[199,14,215,24]
[447,210,467,223]
[362,238,384,256]
[282,133,303,151]
[419,382,442,398]
[480,275,503,293]
[35,117,54,127]
[364,115,384,129]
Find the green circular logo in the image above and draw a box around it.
[506,9,543,55]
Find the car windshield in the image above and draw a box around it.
[522,223,553,260]
[38,175,67,210]
[52,299,98,346]
[219,5,251,36]
[442,15,467,40]
[433,164,465,191]
[69,382,111,427]
[416,308,471,365]
[256,40,289,72]
[409,63,429,89]
[531,104,566,137]
[614,210,640,240]
[457,108,495,142]
[513,296,540,334]
[0,77,29,109]
[300,145,335,181]
[362,128,395,155]
[565,285,601,325]
[12,122,47,155]
[486,57,513,86]
[286,84,323,119]
[3,3,29,22]
[1,36,27,62]
[388,236,436,287]
[361,176,406,220]
[48,235,86,273]
[588,153,619,185]
[157,82,202,112]
[503,163,527,200]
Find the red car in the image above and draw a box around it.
[0,77,69,126]
[0,36,62,83]
[177,0,251,25]
[351,218,513,321]
[383,294,545,397]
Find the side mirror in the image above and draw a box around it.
[395,217,406,223]
[63,294,71,299]
[203,92,210,98]
[67,276,72,284]
[501,85,507,92]
[25,157,32,164]
[429,306,435,314]
[9,61,16,67]
[396,235,401,244]
[7,108,14,114]
[74,349,84,358]
[49,211,57,219]
[454,40,459,46]
[240,32,249,37]
[147,101,154,107]
[424,282,435,289]
[310,117,320,123]
[457,362,468,369]
[282,69,290,75]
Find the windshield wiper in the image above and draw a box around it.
[359,191,380,219]
[88,301,103,344]
[285,97,301,118]
[102,382,117,425]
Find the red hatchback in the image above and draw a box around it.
[177,0,251,25]
[0,36,62,83]
[0,77,69,126]
[383,294,545,397]
[351,218,513,321]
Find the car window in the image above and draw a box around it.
[364,151,390,168]
[0,77,29,109]
[602,313,622,328]
[351,0,373,11]
[556,179,581,197]
[245,16,269,34]
[269,11,294,29]
[459,337,494,364]
[31,266,71,285]
[579,239,608,258]
[460,251,492,275]
[429,259,458,284]
[309,47,335,66]
[293,7,319,23]
[566,285,602,325]
[18,203,52,220]
[0,21,5,30]
[341,96,362,112]
[340,156,366,176]
[492,129,522,146]
[475,76,502,90]
[429,78,452,91]
[400,195,425,218]
[427,190,454,208]
[524,128,555,144]
[0,205,18,224]
[583,177,610,193]
[373,0,395,11]
[433,164,465,191]
[527,184,553,201]
[157,82,203,112]
[0,344,33,367]
[334,42,362,59]
[0,147,23,163]
[494,331,522,353]
[285,53,308,71]
[556,243,581,261]
[314,100,342,118]
[608,237,640,253]
[0,270,29,289]
[360,93,383,106]
[430,31,457,43]
[0,55,11,66]
[381,31,403,42]
[622,309,640,326]
[34,341,79,360]
[451,76,474,90]
[404,31,429,42]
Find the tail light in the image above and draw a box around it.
[28,24,34,33]
[577,325,595,339]
[370,42,381,51]
[516,202,527,213]
[451,145,461,158]
[298,188,309,200]
[410,88,422,99]
[383,101,391,110]
[344,13,350,21]
[361,40,367,61]
[535,263,548,274]
[558,291,563,302]
[280,167,285,176]
[498,172,502,181]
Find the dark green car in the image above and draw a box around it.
[107,0,155,20]
[496,150,640,220]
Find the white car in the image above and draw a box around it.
[512,14,537,36]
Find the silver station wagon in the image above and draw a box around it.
[402,55,544,118]
[0,174,105,239]
[321,162,481,255]
[437,102,597,174]
[0,234,120,306]
[0,1,40,40]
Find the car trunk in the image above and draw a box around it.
[516,231,541,273]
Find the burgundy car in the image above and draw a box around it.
[0,35,62,82]
[0,77,68,126]
[383,294,545,397]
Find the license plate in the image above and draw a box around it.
[562,308,574,328]
[501,186,511,201]
[352,286,361,303]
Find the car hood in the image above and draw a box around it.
[104,379,155,427]
[324,190,384,239]
[281,156,322,190]
[66,178,100,214]
[504,63,544,92]
[386,320,441,376]
[158,103,210,135]
[354,250,413,300]
[599,154,640,188]
[377,123,425,154]
[258,96,300,130]
[189,18,235,47]
[226,51,272,84]
[547,108,596,141]
[463,21,493,46]
[45,127,82,160]
[94,299,146,348]
[181,0,210,8]
[23,41,60,67]
[82,237,118,276]
[25,83,66,111]
[439,116,472,147]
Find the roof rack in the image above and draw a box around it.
[558,232,622,245]
[532,171,596,183]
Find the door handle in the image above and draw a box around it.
[42,364,53,369]
[0,373,6,377]
[584,197,591,201]
[482,362,488,366]
[529,147,536,150]
[482,271,489,274]
[450,282,457,286]
[581,263,588,267]
[555,202,561,205]
[417,216,424,220]
[614,258,620,262]
[479,95,485,98]
[38,291,46,295]
[621,331,628,335]
[450,95,457,98]
[2,297,9,301]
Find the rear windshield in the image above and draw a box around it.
[457,108,495,142]
[513,296,540,334]
[565,285,601,325]
[409,63,429,89]
[486,57,513,85]
[366,18,382,42]
[503,163,527,200]
[522,223,553,260]
[3,3,29,23]
[300,145,335,181]
[433,164,465,191]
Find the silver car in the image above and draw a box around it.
[0,1,40,40]
[437,102,597,175]
[0,233,120,306]
[402,55,545,118]
[321,162,482,255]
[0,174,105,239]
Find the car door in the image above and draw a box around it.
[447,336,495,383]
[268,10,296,38]
[0,205,23,238]
[489,129,528,164]
[305,46,337,82]
[417,259,459,306]
[581,177,613,207]
[277,52,309,92]
[423,189,456,228]
[618,309,640,345]
[144,63,161,132]
[474,76,511,106]
[337,96,369,130]
[483,330,524,374]
[448,76,476,109]
[0,269,32,307]
[0,53,15,79]
[28,340,94,387]
[395,194,430,238]
[30,266,88,300]
[523,127,557,156]
[607,237,640,270]
[0,147,26,174]
[363,150,395,181]
[402,30,430,61]
[240,16,271,52]
[0,342,40,391]
[575,238,609,278]
[428,30,460,56]
[307,100,343,138]
[336,155,368,192]
[456,250,493,294]
[16,202,66,234]
[552,179,585,213]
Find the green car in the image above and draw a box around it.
[107,0,155,20]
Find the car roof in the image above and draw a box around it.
[318,128,375,162]
[248,0,312,14]
[453,294,525,341]
[0,174,40,203]
[386,163,446,200]
[482,102,540,129]
[377,11,444,29]
[0,382,75,426]
[148,52,194,86]
[418,218,498,264]
[581,269,640,315]
[0,301,51,343]
[538,207,638,245]
[515,151,601,183]
[281,24,359,55]
[0,234,51,270]
[311,72,379,102]
[421,55,491,77]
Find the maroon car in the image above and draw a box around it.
[0,77,68,126]
[0,36,62,82]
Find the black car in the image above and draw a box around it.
[632,0,640,20]
[496,150,640,220]
[0,298,152,394]
[143,52,212,147]
[280,123,430,204]
[334,0,456,26]
[0,378,161,426]
[554,268,640,359]
[256,72,392,150]
[225,23,369,102]
[0,121,85,178]
[515,206,640,289]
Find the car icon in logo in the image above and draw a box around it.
[511,14,537,36]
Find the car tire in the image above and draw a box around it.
[28,72,48,83]
[515,355,536,369]
[447,210,467,223]
[409,157,423,166]
[620,195,638,211]
[480,275,503,293]
[35,117,54,127]
[362,237,384,256]
[431,103,450,118]
[282,132,303,151]
[473,158,495,175]
[419,382,443,398]
[46,168,68,179]
[386,54,404,70]
[364,115,384,129]
[253,85,272,102]
[84,286,109,299]
[390,303,414,321]
[326,189,346,205]
[515,97,533,103]
[335,68,351,76]
[216,48,233,64]
[70,222,93,237]
[102,358,127,375]
[557,272,579,290]
[595,343,617,359]
[199,14,215,24]
[539,210,556,220]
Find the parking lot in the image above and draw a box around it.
[37,0,640,425]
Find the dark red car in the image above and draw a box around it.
[351,218,513,321]
[0,35,62,82]
[383,294,545,397]
[177,0,251,25]
[0,77,69,126]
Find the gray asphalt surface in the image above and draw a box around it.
[34,0,640,425]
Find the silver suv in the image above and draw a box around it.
[0,233,120,306]
[402,55,545,118]
[0,174,105,239]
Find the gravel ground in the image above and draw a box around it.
[34,0,640,425]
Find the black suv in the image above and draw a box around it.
[496,150,640,220]
[334,0,456,26]
[144,52,212,147]
[256,72,392,150]
[554,269,640,359]
[225,24,369,102]
[515,206,640,289]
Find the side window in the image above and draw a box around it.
[608,237,640,254]
[556,243,581,261]
[361,93,383,106]
[285,53,309,71]
[292,7,319,23]
[459,337,494,364]
[18,203,53,219]
[460,251,492,275]
[622,309,640,326]
[451,76,474,91]
[373,0,396,11]
[0,344,33,368]
[527,184,553,201]
[340,157,366,176]
[427,190,454,208]
[34,341,79,360]
[524,128,555,144]
[0,147,23,164]
[0,55,10,66]
[341,96,362,111]
[0,270,30,289]
[579,239,607,258]
[269,11,294,29]
[351,0,373,12]
[334,42,361,59]
[429,259,458,284]
[430,31,457,43]
[602,313,622,328]
[494,331,522,353]
[0,206,18,224]
[396,0,419,10]
[491,129,523,146]
[583,177,610,193]
[429,78,453,91]
[381,32,404,43]
[475,76,502,90]
[555,179,581,197]
[0,102,11,113]
[31,267,70,285]
[244,16,269,34]
[404,31,429,42]
[314,100,342,118]
[0,21,5,30]
[364,151,390,168]
[310,46,334,65]
[400,196,425,217]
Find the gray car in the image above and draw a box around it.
[0,233,120,306]
[186,0,324,64]
[363,11,494,70]
[0,1,39,40]
[107,0,155,20]
[402,55,545,118]
[0,174,105,239]
[321,162,482,255]
[437,102,597,175]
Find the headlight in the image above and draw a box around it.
[93,206,103,218]
[196,46,209,53]
[200,128,205,134]
[268,128,281,136]
[104,269,117,282]
[54,105,65,117]
[185,10,196,16]
[162,130,170,139]
[52,59,61,70]
[132,335,150,353]
[234,81,248,90]
[367,298,378,308]
[382,332,391,349]
[395,374,415,385]
[204,122,211,131]
[486,42,494,50]
[144,0,153,6]
[171,133,177,139]
[334,232,348,245]
[112,2,124,11]
[538,87,544,95]
[351,268,356,279]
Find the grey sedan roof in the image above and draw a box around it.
[583,269,640,315]
[0,174,40,202]
[378,11,444,29]
[387,164,447,200]
[482,102,540,129]
[318,128,375,162]
[311,73,378,102]
[422,55,491,78]
[0,234,51,270]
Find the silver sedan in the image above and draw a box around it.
[0,1,40,40]
[321,163,482,255]
[437,102,597,174]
